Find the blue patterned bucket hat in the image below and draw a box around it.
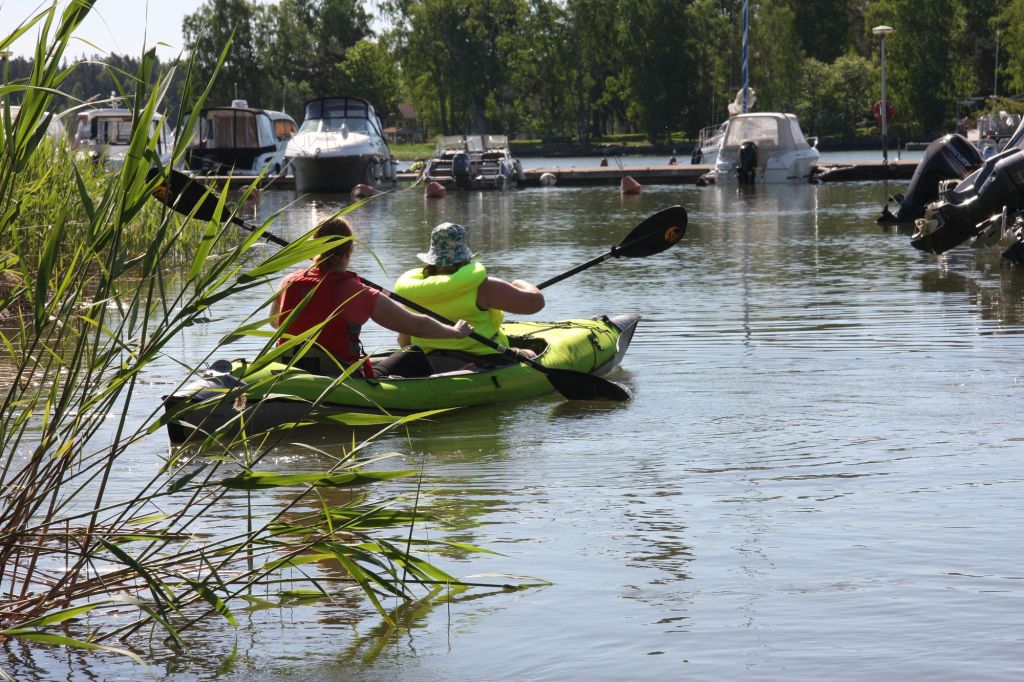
[417,222,476,266]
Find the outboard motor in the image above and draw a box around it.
[452,152,471,189]
[878,134,982,224]
[911,147,1024,254]
[736,141,758,184]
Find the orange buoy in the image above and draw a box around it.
[425,181,446,198]
[620,175,642,195]
[351,184,376,199]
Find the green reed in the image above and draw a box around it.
[0,3,536,672]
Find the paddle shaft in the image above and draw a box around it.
[538,247,624,290]
[536,205,687,290]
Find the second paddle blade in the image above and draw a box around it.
[544,368,631,402]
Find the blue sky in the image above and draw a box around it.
[3,1,208,60]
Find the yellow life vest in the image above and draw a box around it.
[393,262,508,354]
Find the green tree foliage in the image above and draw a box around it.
[865,0,968,134]
[995,0,1024,96]
[335,39,402,114]
[619,0,701,144]
[389,0,528,135]
[787,0,860,63]
[12,0,1024,143]
[749,0,804,114]
[184,0,371,115]
[796,54,875,137]
[181,0,265,105]
[563,0,627,141]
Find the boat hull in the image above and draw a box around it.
[164,314,639,442]
[291,153,393,193]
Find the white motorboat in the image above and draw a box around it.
[422,134,524,189]
[711,112,819,184]
[284,96,397,193]
[965,111,1020,160]
[70,101,172,169]
[185,100,296,175]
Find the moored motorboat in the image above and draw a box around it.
[284,96,397,193]
[711,112,819,184]
[422,134,524,190]
[70,99,172,168]
[164,314,639,442]
[184,100,296,175]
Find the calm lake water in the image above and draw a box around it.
[14,178,1024,680]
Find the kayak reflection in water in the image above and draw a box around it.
[269,217,472,377]
[393,221,545,366]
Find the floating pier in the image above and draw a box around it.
[190,158,919,192]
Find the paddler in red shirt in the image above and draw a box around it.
[270,217,472,377]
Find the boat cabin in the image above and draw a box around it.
[71,107,171,168]
[711,112,819,184]
[185,100,296,175]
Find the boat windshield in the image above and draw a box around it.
[787,116,810,148]
[298,117,371,134]
[301,97,382,137]
[724,116,781,148]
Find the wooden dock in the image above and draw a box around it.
[194,158,919,192]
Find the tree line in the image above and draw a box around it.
[7,0,1024,144]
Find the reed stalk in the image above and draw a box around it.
[0,3,532,673]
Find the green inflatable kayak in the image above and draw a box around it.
[164,314,639,442]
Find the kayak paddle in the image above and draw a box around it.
[537,205,687,289]
[148,168,631,401]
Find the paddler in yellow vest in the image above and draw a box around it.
[393,222,545,359]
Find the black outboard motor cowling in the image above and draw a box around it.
[911,147,1024,254]
[736,141,758,184]
[879,134,982,224]
[452,152,471,188]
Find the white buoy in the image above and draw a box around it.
[539,172,557,187]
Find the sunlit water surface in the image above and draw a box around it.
[10,179,1024,681]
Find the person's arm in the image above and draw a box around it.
[371,294,472,339]
[269,294,282,328]
[476,277,545,314]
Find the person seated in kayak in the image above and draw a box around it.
[270,217,472,377]
[393,221,545,361]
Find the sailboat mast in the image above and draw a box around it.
[742,0,750,113]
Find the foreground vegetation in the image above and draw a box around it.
[1,4,527,674]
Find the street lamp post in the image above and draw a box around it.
[873,25,894,165]
[995,29,1001,99]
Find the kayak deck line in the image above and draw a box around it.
[164,314,640,443]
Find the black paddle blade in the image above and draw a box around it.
[543,367,631,401]
[615,205,687,258]
[148,167,228,222]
